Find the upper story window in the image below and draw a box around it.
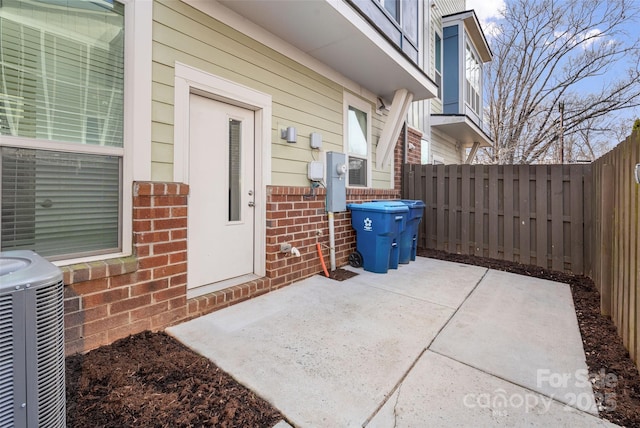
[379,0,399,21]
[344,94,371,187]
[465,42,481,115]
[435,31,442,99]
[350,0,420,63]
[441,11,492,119]
[0,0,125,260]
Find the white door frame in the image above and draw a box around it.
[174,62,271,282]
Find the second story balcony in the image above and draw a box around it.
[215,0,437,102]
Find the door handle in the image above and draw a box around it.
[248,201,255,207]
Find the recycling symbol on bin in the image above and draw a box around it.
[363,217,373,231]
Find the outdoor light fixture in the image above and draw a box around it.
[281,126,297,143]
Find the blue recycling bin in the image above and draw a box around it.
[399,199,426,263]
[347,201,408,273]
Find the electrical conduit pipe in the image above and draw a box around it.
[328,211,336,271]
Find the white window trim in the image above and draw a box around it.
[435,29,443,100]
[0,0,152,266]
[464,41,482,116]
[173,62,272,279]
[343,92,372,188]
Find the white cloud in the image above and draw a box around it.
[554,28,605,50]
[466,0,504,23]
[466,0,505,38]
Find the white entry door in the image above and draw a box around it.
[187,94,255,291]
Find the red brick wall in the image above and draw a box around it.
[394,126,423,193]
[63,182,400,355]
[265,186,399,288]
[63,182,189,355]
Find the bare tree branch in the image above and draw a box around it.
[485,0,640,164]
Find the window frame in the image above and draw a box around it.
[378,0,399,22]
[464,41,482,116]
[435,30,443,100]
[0,0,151,265]
[343,92,372,188]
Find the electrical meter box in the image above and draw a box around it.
[326,151,346,212]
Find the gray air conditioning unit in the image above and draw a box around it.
[0,250,65,427]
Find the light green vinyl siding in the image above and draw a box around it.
[151,0,391,187]
[431,130,464,164]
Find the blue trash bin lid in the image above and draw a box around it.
[399,199,426,208]
[347,202,409,213]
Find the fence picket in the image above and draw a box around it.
[475,166,485,257]
[535,166,548,268]
[519,165,531,265]
[461,165,471,255]
[504,166,514,260]
[489,166,499,259]
[570,165,584,274]
[550,166,564,271]
[448,166,458,253]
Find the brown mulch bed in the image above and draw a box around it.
[66,251,640,427]
[65,331,284,427]
[418,248,640,428]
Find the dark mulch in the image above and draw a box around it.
[66,251,640,427]
[418,248,640,428]
[321,267,359,281]
[65,331,283,428]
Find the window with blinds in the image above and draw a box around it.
[346,106,369,187]
[1,147,121,259]
[0,0,125,260]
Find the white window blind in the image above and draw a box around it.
[1,147,121,259]
[347,106,368,187]
[0,0,125,260]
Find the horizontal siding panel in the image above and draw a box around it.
[152,61,175,86]
[151,122,173,146]
[153,4,342,104]
[271,144,323,164]
[156,0,343,100]
[152,100,174,126]
[272,104,342,134]
[151,142,174,164]
[151,41,344,124]
[152,81,174,105]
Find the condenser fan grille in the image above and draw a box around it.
[34,280,65,427]
[0,294,15,426]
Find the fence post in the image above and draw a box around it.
[600,164,614,317]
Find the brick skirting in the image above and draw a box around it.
[63,182,400,355]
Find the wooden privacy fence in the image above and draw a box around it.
[590,133,640,365]
[402,164,593,275]
[402,132,640,369]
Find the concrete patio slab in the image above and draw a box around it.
[368,351,615,427]
[430,269,596,413]
[168,272,458,427]
[167,257,612,427]
[342,257,488,309]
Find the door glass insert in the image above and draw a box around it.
[228,118,241,221]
